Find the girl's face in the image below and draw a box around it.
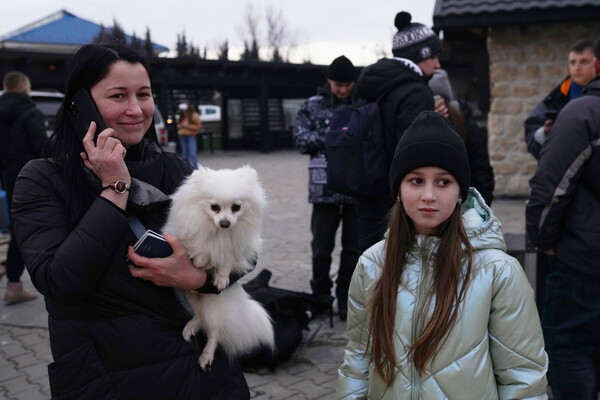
[90,60,154,148]
[400,166,461,235]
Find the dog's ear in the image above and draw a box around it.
[239,165,258,180]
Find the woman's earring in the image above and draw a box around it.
[458,196,462,205]
[397,196,401,203]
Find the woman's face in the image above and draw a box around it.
[400,166,461,235]
[90,60,154,148]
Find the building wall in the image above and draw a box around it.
[487,20,600,196]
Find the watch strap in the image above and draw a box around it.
[102,180,129,193]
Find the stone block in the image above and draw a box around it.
[491,83,510,98]
[513,86,539,98]
[490,100,523,115]
[493,163,520,175]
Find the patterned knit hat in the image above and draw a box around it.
[389,111,470,200]
[392,11,442,63]
[326,55,356,82]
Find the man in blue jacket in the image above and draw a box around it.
[293,56,359,320]
[526,36,600,400]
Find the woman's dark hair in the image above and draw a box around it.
[369,200,473,384]
[49,43,155,228]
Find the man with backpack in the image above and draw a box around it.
[352,11,441,252]
[0,71,46,304]
[293,55,360,321]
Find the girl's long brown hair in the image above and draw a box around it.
[369,201,473,384]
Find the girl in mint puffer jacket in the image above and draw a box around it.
[336,111,548,400]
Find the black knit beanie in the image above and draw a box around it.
[392,12,442,63]
[389,111,470,200]
[326,55,356,82]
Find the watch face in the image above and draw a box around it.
[114,181,128,193]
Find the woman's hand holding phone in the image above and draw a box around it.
[81,122,131,208]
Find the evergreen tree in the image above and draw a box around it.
[176,31,189,57]
[217,40,229,61]
[130,32,142,54]
[144,27,154,56]
[92,24,111,44]
[111,19,126,45]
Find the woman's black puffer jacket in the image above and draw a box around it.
[11,146,249,400]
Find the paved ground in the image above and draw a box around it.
[0,150,529,400]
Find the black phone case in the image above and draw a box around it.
[67,88,107,142]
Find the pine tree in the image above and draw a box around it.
[111,19,126,45]
[144,27,154,56]
[92,24,111,44]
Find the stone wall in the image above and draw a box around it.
[487,21,600,197]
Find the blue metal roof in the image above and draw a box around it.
[1,10,168,51]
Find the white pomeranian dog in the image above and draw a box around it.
[162,165,274,370]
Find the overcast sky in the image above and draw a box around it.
[0,0,437,66]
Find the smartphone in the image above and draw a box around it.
[544,109,559,121]
[67,88,107,142]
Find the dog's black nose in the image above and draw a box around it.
[219,220,230,228]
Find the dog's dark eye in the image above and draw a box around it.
[210,204,220,212]
[231,204,241,212]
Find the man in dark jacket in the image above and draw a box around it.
[526,36,600,399]
[0,71,46,304]
[354,11,441,252]
[524,39,595,159]
[293,56,359,320]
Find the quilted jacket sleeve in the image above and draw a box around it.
[12,160,130,302]
[293,96,327,155]
[336,258,371,399]
[488,257,549,399]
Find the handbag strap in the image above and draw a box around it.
[127,213,147,239]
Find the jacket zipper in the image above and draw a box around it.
[411,246,429,400]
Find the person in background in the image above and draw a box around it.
[353,11,441,253]
[429,69,495,206]
[11,44,249,399]
[526,35,600,400]
[0,71,46,304]
[177,102,201,169]
[523,39,596,312]
[524,39,595,159]
[293,55,360,321]
[336,111,547,399]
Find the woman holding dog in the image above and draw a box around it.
[336,111,548,399]
[11,44,249,399]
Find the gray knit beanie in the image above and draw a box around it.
[392,12,442,63]
[390,111,470,200]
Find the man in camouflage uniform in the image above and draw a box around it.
[293,56,359,321]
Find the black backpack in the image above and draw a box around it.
[240,269,334,371]
[325,95,389,200]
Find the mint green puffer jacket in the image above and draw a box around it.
[336,189,548,400]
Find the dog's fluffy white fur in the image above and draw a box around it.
[162,165,274,369]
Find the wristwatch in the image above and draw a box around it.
[102,180,130,193]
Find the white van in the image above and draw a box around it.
[197,105,221,122]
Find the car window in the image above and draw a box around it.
[30,95,63,137]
